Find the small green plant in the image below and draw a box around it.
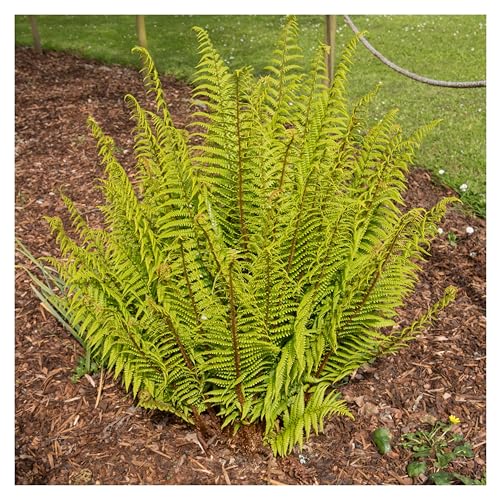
[447,231,458,247]
[401,416,483,484]
[459,191,486,217]
[16,239,101,380]
[71,356,100,383]
[35,17,457,456]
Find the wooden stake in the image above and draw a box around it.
[325,15,337,84]
[136,15,148,49]
[28,16,42,53]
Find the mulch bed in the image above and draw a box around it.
[14,47,486,485]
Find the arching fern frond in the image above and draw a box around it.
[131,46,168,112]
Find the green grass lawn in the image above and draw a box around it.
[15,15,486,217]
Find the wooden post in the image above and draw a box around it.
[28,15,42,53]
[325,15,336,84]
[136,15,148,49]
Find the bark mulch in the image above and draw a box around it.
[15,47,486,485]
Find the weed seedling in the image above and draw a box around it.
[400,416,483,485]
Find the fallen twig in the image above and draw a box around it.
[94,368,105,409]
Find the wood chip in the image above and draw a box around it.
[146,446,170,459]
[188,457,213,475]
[94,369,105,409]
[84,374,96,388]
[221,463,231,485]
[268,479,287,485]
[412,393,424,411]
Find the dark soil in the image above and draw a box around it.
[15,47,486,485]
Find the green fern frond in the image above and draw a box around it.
[268,384,353,456]
[378,286,458,356]
[131,46,168,112]
[263,16,303,131]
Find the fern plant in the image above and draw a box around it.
[16,239,100,380]
[41,17,457,456]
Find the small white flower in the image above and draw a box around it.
[298,454,308,464]
[200,314,208,321]
[438,169,445,175]
[459,183,468,192]
[437,228,444,235]
[470,251,477,258]
[466,226,474,235]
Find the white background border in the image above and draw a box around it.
[3,1,495,497]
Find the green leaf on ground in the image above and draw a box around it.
[372,428,392,455]
[407,461,427,477]
[429,471,456,485]
[436,451,455,468]
[454,443,474,458]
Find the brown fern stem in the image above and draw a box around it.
[179,238,203,331]
[149,300,217,430]
[195,217,223,277]
[115,312,171,384]
[121,313,208,427]
[299,48,324,144]
[161,311,196,371]
[272,24,291,125]
[315,217,410,378]
[314,352,331,380]
[192,407,208,436]
[261,138,296,328]
[264,250,271,333]
[278,134,294,191]
[312,206,348,294]
[228,260,245,408]
[193,221,244,416]
[286,174,312,273]
[265,134,295,252]
[235,72,249,252]
[315,269,384,378]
